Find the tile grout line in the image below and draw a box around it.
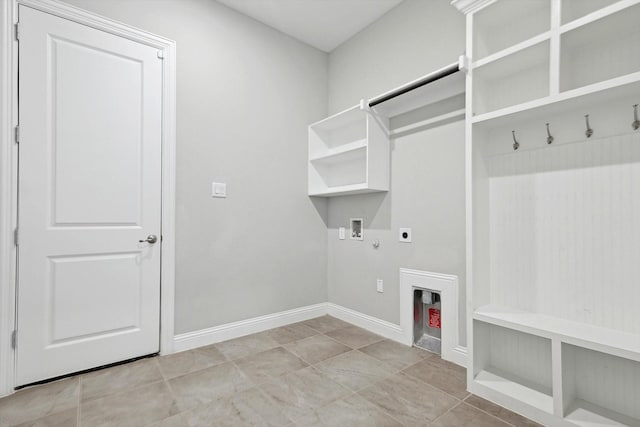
[427,399,464,426]
[77,376,82,427]
[398,364,470,402]
[461,396,524,427]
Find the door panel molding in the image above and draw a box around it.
[0,0,176,396]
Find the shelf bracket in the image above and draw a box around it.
[359,99,390,137]
[458,55,470,74]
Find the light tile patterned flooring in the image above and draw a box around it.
[0,316,543,427]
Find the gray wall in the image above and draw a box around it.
[63,0,329,334]
[326,0,468,344]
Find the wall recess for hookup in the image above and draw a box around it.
[399,228,412,243]
[350,218,363,240]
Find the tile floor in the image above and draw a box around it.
[0,316,543,427]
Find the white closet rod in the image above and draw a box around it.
[367,61,461,108]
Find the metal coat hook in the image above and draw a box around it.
[633,104,639,130]
[584,115,593,138]
[512,130,520,151]
[546,123,554,145]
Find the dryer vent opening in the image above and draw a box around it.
[413,289,441,354]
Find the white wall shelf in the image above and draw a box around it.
[462,0,640,425]
[308,105,388,197]
[308,61,465,197]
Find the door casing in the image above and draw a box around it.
[0,0,177,396]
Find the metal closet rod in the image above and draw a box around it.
[368,63,460,108]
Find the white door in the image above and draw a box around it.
[16,6,163,386]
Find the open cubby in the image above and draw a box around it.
[560,2,640,92]
[562,344,640,427]
[472,41,549,116]
[473,321,554,414]
[308,105,389,196]
[309,105,366,157]
[308,151,367,194]
[466,1,640,424]
[561,0,616,24]
[472,0,550,61]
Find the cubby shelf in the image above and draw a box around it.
[460,0,640,425]
[471,71,640,128]
[474,369,554,415]
[474,305,640,362]
[565,400,640,427]
[309,139,367,163]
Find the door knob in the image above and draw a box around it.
[139,234,158,244]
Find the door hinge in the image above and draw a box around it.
[14,125,20,144]
[14,23,19,41]
[157,50,164,60]
[14,228,18,246]
[11,330,16,350]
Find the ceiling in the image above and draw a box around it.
[216,0,404,52]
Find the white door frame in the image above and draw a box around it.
[0,0,176,396]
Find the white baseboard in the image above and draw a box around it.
[173,303,327,353]
[173,301,468,368]
[327,303,405,344]
[450,345,468,367]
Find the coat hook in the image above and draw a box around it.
[633,104,639,130]
[585,114,593,138]
[546,123,554,145]
[512,130,520,151]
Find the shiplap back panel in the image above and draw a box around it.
[565,344,640,420]
[489,133,640,334]
[487,323,553,391]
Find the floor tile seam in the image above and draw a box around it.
[283,342,325,366]
[461,396,523,427]
[308,347,359,369]
[76,375,82,427]
[79,376,168,415]
[318,331,359,350]
[250,383,297,426]
[351,388,410,427]
[159,357,227,385]
[426,399,464,426]
[284,389,359,425]
[323,326,387,349]
[399,364,470,402]
[230,352,310,392]
[79,359,166,405]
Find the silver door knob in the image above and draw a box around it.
[139,234,158,244]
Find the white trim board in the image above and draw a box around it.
[327,303,405,344]
[173,304,328,353]
[400,268,467,367]
[0,0,176,396]
[172,299,467,369]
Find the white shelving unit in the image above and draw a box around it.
[308,61,465,197]
[308,104,389,197]
[454,0,640,425]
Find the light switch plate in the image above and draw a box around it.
[212,182,227,198]
[339,227,345,240]
[376,279,384,293]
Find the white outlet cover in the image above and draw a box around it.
[376,279,383,293]
[399,227,412,242]
[339,227,345,240]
